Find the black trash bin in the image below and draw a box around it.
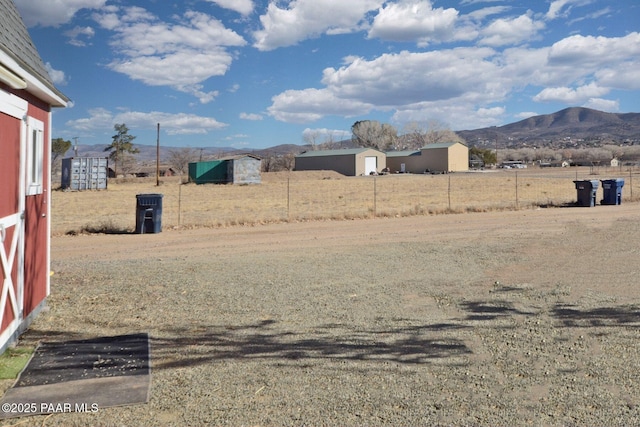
[135,193,163,233]
[573,180,599,207]
[600,178,624,205]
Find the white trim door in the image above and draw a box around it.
[365,156,377,175]
[0,90,27,346]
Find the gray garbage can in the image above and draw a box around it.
[573,180,599,207]
[600,179,624,205]
[135,194,163,233]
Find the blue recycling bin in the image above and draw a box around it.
[135,193,163,233]
[600,178,624,205]
[573,180,599,207]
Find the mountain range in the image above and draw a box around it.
[457,107,640,149]
[68,107,640,163]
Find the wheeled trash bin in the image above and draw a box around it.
[573,180,599,207]
[135,193,163,233]
[600,178,624,205]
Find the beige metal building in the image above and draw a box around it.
[386,142,469,173]
[295,148,386,176]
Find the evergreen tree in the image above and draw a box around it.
[104,123,139,176]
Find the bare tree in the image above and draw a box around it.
[400,120,464,150]
[260,151,297,172]
[125,156,140,175]
[303,129,322,150]
[281,152,296,171]
[422,119,464,145]
[303,129,343,150]
[351,120,397,150]
[167,147,199,174]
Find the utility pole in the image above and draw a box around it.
[73,136,79,157]
[156,123,160,186]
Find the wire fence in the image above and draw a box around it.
[170,167,639,229]
[51,166,640,234]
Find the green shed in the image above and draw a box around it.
[188,154,262,184]
[188,160,228,184]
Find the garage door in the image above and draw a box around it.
[365,156,377,175]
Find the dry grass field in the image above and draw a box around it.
[51,166,639,235]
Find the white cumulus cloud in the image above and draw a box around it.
[368,0,459,45]
[582,98,619,112]
[268,29,640,129]
[205,0,254,16]
[93,7,246,103]
[14,0,107,27]
[240,113,264,121]
[268,88,373,123]
[66,108,227,135]
[545,0,592,20]
[45,62,68,86]
[253,0,383,51]
[479,13,545,46]
[533,83,609,104]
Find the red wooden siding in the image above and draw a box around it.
[0,112,20,331]
[23,103,51,317]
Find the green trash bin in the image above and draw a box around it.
[135,194,163,233]
[573,180,599,207]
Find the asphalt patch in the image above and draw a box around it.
[0,333,150,419]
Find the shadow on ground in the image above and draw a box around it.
[20,301,640,372]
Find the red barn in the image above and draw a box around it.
[0,0,68,352]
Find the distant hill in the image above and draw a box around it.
[457,107,640,149]
[65,143,309,164]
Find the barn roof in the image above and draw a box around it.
[0,0,68,105]
[296,148,384,158]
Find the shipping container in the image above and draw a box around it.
[61,157,108,190]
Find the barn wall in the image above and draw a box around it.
[422,148,449,172]
[448,143,469,172]
[386,153,424,173]
[295,155,356,176]
[23,102,51,317]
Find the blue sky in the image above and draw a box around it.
[14,0,640,149]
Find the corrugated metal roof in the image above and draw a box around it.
[421,142,467,149]
[386,150,421,157]
[0,0,67,101]
[296,148,382,158]
[220,153,262,161]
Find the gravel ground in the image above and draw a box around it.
[3,204,640,426]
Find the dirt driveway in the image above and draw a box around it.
[8,203,640,426]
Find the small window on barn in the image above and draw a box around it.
[26,117,44,196]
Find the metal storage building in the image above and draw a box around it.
[61,157,108,190]
[295,148,386,176]
[188,154,262,184]
[386,142,469,173]
[0,0,68,352]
